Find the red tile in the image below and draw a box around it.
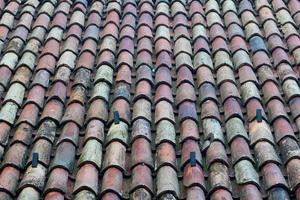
[0,1,299,199]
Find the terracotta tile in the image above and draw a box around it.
[40,100,64,125]
[0,1,299,199]
[206,0,220,14]
[136,65,153,85]
[240,81,261,106]
[102,141,126,172]
[208,162,231,193]
[287,159,300,190]
[61,103,85,127]
[137,26,152,41]
[155,141,176,170]
[73,163,98,195]
[245,98,266,122]
[196,66,215,87]
[214,51,234,70]
[226,116,249,145]
[154,15,169,29]
[212,37,230,55]
[47,81,67,103]
[206,141,228,167]
[137,38,153,55]
[16,104,39,127]
[183,164,205,189]
[156,166,179,198]
[155,38,172,56]
[155,120,176,146]
[101,167,123,196]
[239,184,262,200]
[252,52,272,69]
[194,51,213,71]
[235,159,260,186]
[254,141,281,168]
[36,54,57,74]
[113,83,131,103]
[180,119,199,142]
[132,98,151,122]
[155,66,172,87]
[231,36,248,54]
[282,79,300,103]
[230,137,254,165]
[44,168,68,194]
[136,51,152,68]
[155,101,175,124]
[267,99,289,124]
[137,13,153,30]
[224,12,240,28]
[279,136,300,165]
[181,139,202,169]
[210,189,232,200]
[227,23,245,40]
[132,119,151,142]
[0,26,10,41]
[218,79,239,100]
[202,118,224,144]
[131,165,153,196]
[192,24,208,42]
[249,120,274,148]
[175,83,196,106]
[207,12,224,28]
[238,65,258,85]
[186,186,206,200]
[10,123,32,146]
[210,24,226,42]
[25,85,45,109]
[216,66,236,87]
[201,100,221,122]
[131,138,153,168]
[86,99,108,124]
[0,166,20,196]
[97,50,115,68]
[272,48,291,68]
[133,80,152,102]
[78,139,102,171]
[193,37,210,55]
[0,102,18,126]
[11,26,29,42]
[178,101,198,123]
[18,164,47,192]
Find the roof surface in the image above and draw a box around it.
[1,0,300,199]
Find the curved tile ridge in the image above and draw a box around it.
[170,0,207,199]
[14,1,76,199]
[42,1,99,200]
[154,1,179,199]
[72,0,121,199]
[204,0,263,199]
[0,0,22,54]
[0,1,60,199]
[0,0,5,14]
[250,0,300,198]
[189,0,232,199]
[71,2,106,200]
[0,0,41,97]
[100,0,134,199]
[130,0,154,199]
[268,0,300,129]
[288,0,300,27]
[0,0,58,161]
[224,1,289,199]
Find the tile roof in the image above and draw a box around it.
[1,0,300,199]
